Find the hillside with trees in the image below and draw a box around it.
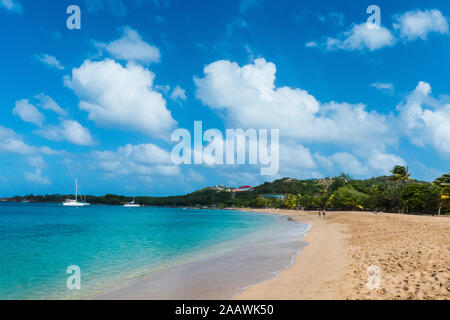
[5,166,450,216]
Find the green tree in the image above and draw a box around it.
[434,174,450,215]
[297,194,321,210]
[284,194,297,209]
[391,165,411,183]
[401,184,440,214]
[327,173,351,195]
[326,186,369,211]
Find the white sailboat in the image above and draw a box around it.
[62,179,90,207]
[123,198,141,207]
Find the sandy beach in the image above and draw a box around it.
[236,209,450,300]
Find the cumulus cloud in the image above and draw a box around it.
[65,59,177,138]
[13,99,45,126]
[36,120,93,146]
[309,9,449,52]
[324,23,395,51]
[13,95,91,146]
[35,93,67,116]
[25,169,50,185]
[0,125,35,155]
[277,144,317,177]
[311,150,405,177]
[0,0,22,14]
[331,152,369,176]
[92,143,179,177]
[397,81,450,154]
[33,54,65,70]
[195,58,393,149]
[96,27,161,64]
[368,152,406,173]
[0,125,58,156]
[394,9,449,41]
[170,85,187,102]
[193,58,419,177]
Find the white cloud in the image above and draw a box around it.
[305,41,318,48]
[193,58,420,178]
[117,143,172,164]
[28,156,47,169]
[34,54,65,70]
[0,0,22,14]
[325,23,395,51]
[170,85,187,102]
[314,153,334,169]
[311,150,405,177]
[397,81,450,154]
[37,120,93,146]
[371,82,394,94]
[13,94,90,146]
[307,9,448,53]
[0,125,35,155]
[96,27,161,64]
[331,152,369,176]
[195,58,393,149]
[35,93,67,116]
[368,152,406,174]
[65,59,177,138]
[185,169,206,183]
[13,99,45,126]
[0,125,61,156]
[281,144,316,170]
[25,169,50,185]
[92,143,179,177]
[394,9,449,41]
[156,84,171,95]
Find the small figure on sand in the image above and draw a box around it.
[318,211,322,218]
[323,210,326,217]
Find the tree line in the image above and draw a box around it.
[7,166,450,216]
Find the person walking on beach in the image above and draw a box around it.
[318,211,322,218]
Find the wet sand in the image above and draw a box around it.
[235,209,450,300]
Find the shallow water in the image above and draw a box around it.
[0,203,309,299]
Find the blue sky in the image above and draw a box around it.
[0,0,449,196]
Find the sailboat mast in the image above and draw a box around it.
[75,179,78,202]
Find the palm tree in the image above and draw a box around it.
[434,174,450,216]
[391,166,411,213]
[391,165,411,182]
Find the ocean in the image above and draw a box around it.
[0,203,309,299]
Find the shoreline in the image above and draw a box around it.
[234,209,351,300]
[91,209,310,300]
[234,209,450,300]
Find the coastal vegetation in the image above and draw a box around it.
[4,167,449,216]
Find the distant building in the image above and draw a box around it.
[262,194,286,200]
[213,185,232,192]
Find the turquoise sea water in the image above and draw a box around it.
[0,203,308,300]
